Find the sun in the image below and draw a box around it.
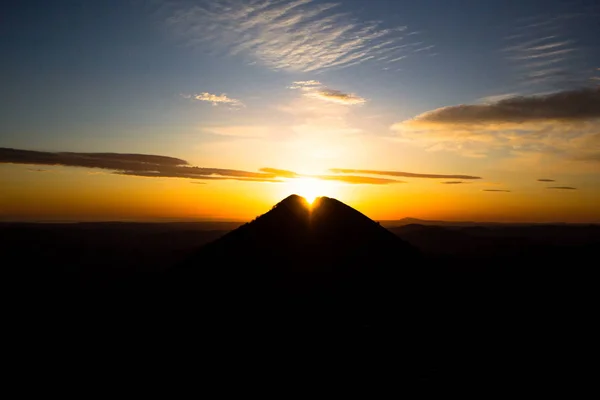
[284,178,336,204]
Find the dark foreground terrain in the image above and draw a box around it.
[5,196,598,391]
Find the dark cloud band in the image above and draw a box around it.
[406,88,600,125]
[330,168,481,180]
[1,148,409,185]
[0,148,278,182]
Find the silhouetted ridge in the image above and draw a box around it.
[174,195,421,300]
[310,196,405,242]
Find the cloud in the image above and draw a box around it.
[386,55,407,63]
[400,88,600,125]
[259,168,299,178]
[290,81,366,105]
[547,186,577,190]
[291,80,321,87]
[502,13,598,90]
[392,88,600,160]
[441,181,466,184]
[330,168,482,180]
[1,147,409,186]
[27,168,48,172]
[307,88,366,105]
[413,45,435,53]
[478,93,520,104]
[261,167,403,184]
[0,148,189,169]
[483,189,512,192]
[186,92,244,108]
[0,148,278,182]
[313,175,403,184]
[162,0,428,73]
[537,178,556,182]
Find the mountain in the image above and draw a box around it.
[185,194,418,265]
[173,195,421,297]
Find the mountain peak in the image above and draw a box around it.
[179,195,420,276]
[278,194,310,206]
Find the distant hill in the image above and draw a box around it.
[380,217,598,227]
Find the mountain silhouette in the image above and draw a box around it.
[172,195,421,299]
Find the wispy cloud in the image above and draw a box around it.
[259,168,299,178]
[386,55,407,63]
[503,13,599,90]
[262,167,403,184]
[184,92,244,108]
[547,186,577,190]
[441,181,466,184]
[413,45,435,53]
[290,81,366,105]
[478,93,520,104]
[163,0,429,72]
[307,88,366,105]
[292,80,321,87]
[0,148,278,182]
[330,168,482,180]
[483,189,511,192]
[313,175,402,184]
[537,178,556,182]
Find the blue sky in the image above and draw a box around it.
[1,0,599,222]
[2,0,597,152]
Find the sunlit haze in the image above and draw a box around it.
[1,0,599,223]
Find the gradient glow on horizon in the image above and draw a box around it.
[1,0,599,223]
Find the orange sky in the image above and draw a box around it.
[2,163,598,223]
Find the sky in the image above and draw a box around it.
[1,0,599,222]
